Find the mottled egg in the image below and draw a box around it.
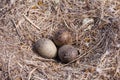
[58,45,78,63]
[35,38,57,59]
[53,30,72,46]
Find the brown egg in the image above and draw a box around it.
[53,30,72,46]
[35,38,57,59]
[58,45,78,63]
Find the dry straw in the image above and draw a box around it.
[0,0,119,80]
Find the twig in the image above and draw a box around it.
[23,14,41,30]
[11,19,22,41]
[0,6,11,19]
[34,57,56,62]
[56,32,106,69]
[28,68,37,80]
[63,19,74,31]
[8,53,15,80]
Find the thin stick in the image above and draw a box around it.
[8,53,15,80]
[33,57,56,62]
[63,19,74,31]
[28,68,37,80]
[11,19,22,41]
[23,15,41,30]
[56,32,106,69]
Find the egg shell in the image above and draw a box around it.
[53,30,72,46]
[58,45,78,63]
[35,38,57,59]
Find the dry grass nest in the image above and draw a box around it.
[0,0,120,80]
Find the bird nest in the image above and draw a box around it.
[0,0,120,80]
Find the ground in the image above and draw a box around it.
[0,0,120,80]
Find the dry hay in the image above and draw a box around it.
[0,0,120,80]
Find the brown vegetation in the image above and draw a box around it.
[0,0,120,80]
